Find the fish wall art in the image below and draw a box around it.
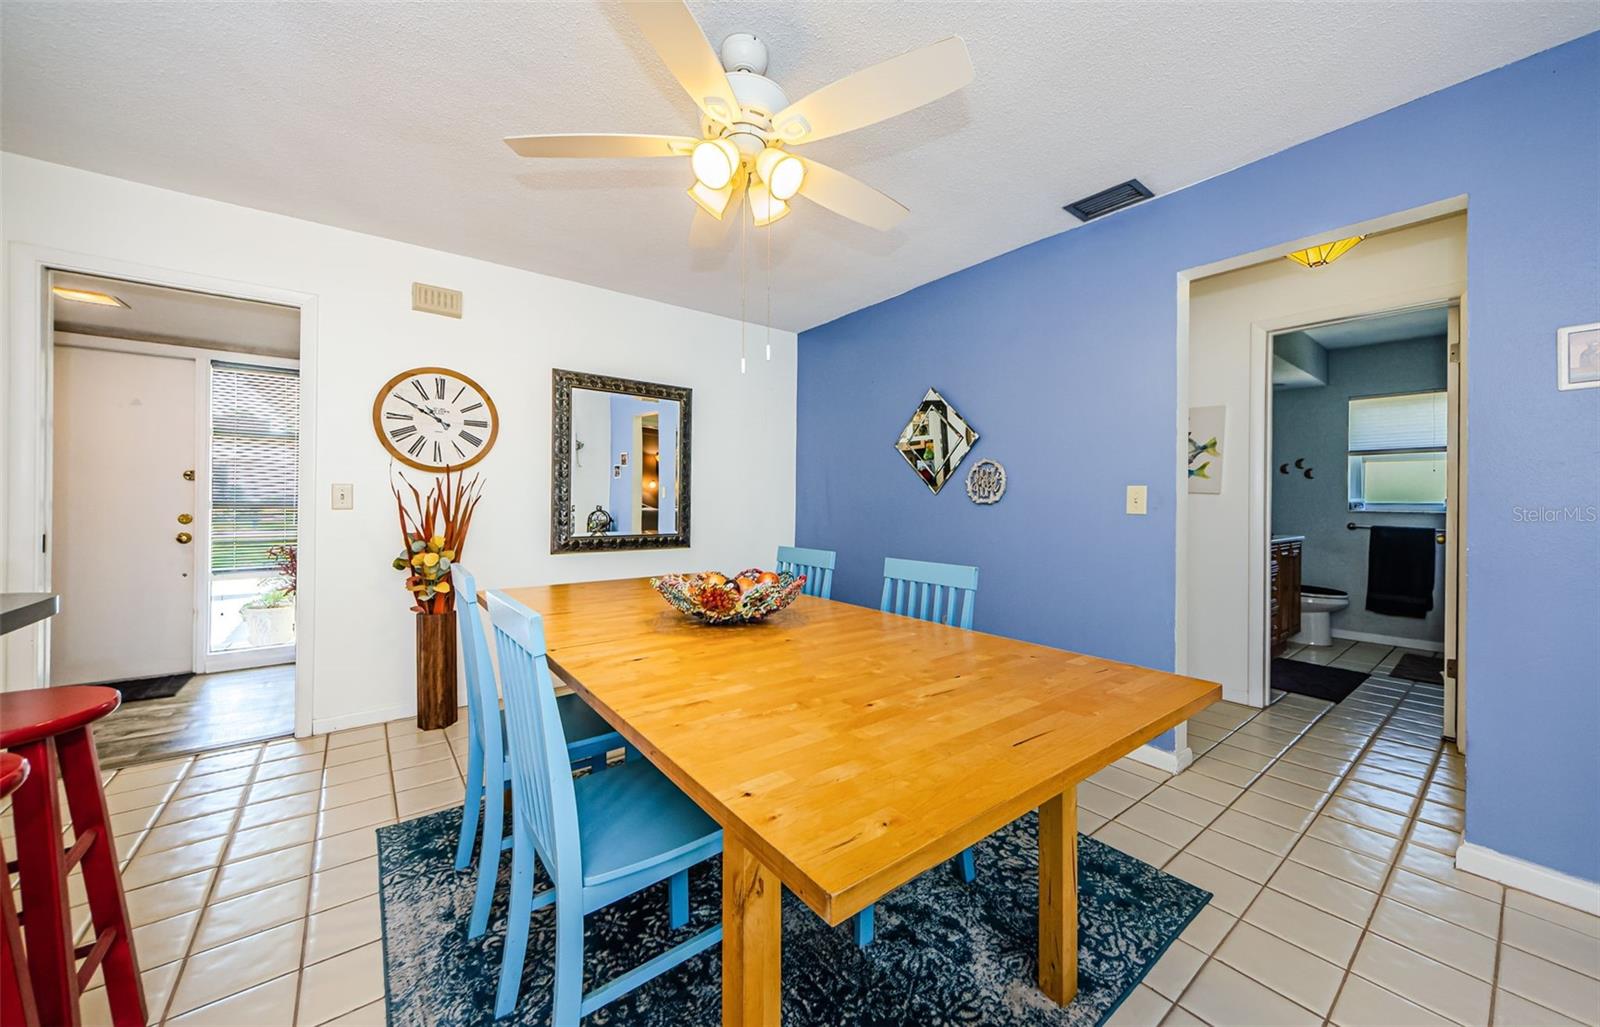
[1187,405,1226,494]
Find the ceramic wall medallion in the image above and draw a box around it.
[894,387,979,494]
[965,459,1006,504]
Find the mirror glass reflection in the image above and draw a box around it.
[569,389,681,536]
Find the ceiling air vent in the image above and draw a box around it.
[1063,179,1153,222]
[412,282,463,319]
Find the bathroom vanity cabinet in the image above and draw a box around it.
[1270,539,1302,654]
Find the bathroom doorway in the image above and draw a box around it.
[1264,299,1464,745]
[1182,209,1467,747]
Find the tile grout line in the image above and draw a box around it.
[1316,677,1456,1025]
[1162,693,1351,1021]
[284,739,334,1027]
[1166,677,1428,1022]
[1099,697,1329,864]
[152,747,266,1025]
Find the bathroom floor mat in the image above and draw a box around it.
[1270,659,1367,704]
[1390,653,1444,685]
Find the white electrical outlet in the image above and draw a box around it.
[1126,485,1148,515]
[332,483,354,510]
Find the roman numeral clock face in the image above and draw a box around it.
[372,367,499,472]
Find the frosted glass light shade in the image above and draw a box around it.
[690,139,740,190]
[755,147,804,201]
[687,179,734,219]
[749,179,790,227]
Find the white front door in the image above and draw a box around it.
[1443,303,1465,748]
[51,344,198,684]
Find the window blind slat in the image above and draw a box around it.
[211,363,299,573]
[1348,391,1447,452]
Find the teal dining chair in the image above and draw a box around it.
[451,566,628,940]
[851,556,982,947]
[777,545,837,599]
[486,590,723,1022]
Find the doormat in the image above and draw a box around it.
[103,674,192,703]
[1270,658,1367,704]
[1390,653,1444,685]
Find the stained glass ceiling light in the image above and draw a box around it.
[1286,235,1366,268]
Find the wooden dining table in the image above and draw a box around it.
[496,577,1219,1025]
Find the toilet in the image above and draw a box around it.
[1293,585,1349,647]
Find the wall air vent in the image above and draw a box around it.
[411,282,463,319]
[1063,179,1154,222]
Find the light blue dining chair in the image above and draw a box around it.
[486,590,723,1022]
[777,544,837,599]
[452,566,629,940]
[850,556,983,947]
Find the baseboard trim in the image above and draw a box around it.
[1456,841,1600,915]
[312,702,414,735]
[1331,629,1445,653]
[1125,743,1193,776]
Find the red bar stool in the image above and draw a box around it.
[2,752,39,1027]
[1,686,145,1027]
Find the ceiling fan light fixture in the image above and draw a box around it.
[690,138,740,190]
[755,147,804,201]
[687,179,734,219]
[749,179,790,227]
[1286,235,1366,268]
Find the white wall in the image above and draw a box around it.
[568,388,612,529]
[3,154,798,732]
[1185,214,1465,703]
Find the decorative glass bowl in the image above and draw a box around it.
[650,569,806,625]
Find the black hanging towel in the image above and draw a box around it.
[1365,526,1436,618]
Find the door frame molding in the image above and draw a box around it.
[54,331,301,677]
[5,243,319,738]
[1172,195,1468,706]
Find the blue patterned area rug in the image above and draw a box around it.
[379,806,1209,1027]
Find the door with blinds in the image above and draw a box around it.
[208,361,300,665]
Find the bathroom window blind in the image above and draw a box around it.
[211,362,299,572]
[1347,391,1447,452]
[1347,390,1447,511]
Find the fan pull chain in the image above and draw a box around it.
[739,179,748,375]
[771,211,777,359]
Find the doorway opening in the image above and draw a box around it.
[1267,302,1462,739]
[47,270,302,766]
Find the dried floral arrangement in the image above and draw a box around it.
[391,467,485,614]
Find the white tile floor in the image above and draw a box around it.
[5,649,1597,1026]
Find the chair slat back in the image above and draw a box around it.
[453,566,504,770]
[486,590,582,886]
[776,545,837,599]
[880,557,979,629]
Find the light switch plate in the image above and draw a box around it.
[332,483,354,510]
[1126,485,1148,515]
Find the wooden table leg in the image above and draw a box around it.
[723,834,781,1026]
[1038,787,1078,1005]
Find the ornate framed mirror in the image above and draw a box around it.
[551,369,691,552]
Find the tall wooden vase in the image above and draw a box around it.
[415,612,459,730]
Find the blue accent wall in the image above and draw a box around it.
[1272,337,1448,644]
[797,35,1599,878]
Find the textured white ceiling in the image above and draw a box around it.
[51,271,301,357]
[4,2,1595,331]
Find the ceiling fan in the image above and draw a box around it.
[504,1,973,235]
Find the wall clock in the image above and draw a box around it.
[372,366,499,471]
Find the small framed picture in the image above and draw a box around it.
[1558,323,1600,391]
[619,451,629,466]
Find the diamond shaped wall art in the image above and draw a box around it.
[894,388,980,494]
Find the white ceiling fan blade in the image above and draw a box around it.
[622,0,740,127]
[503,133,698,158]
[795,160,908,231]
[771,36,973,145]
